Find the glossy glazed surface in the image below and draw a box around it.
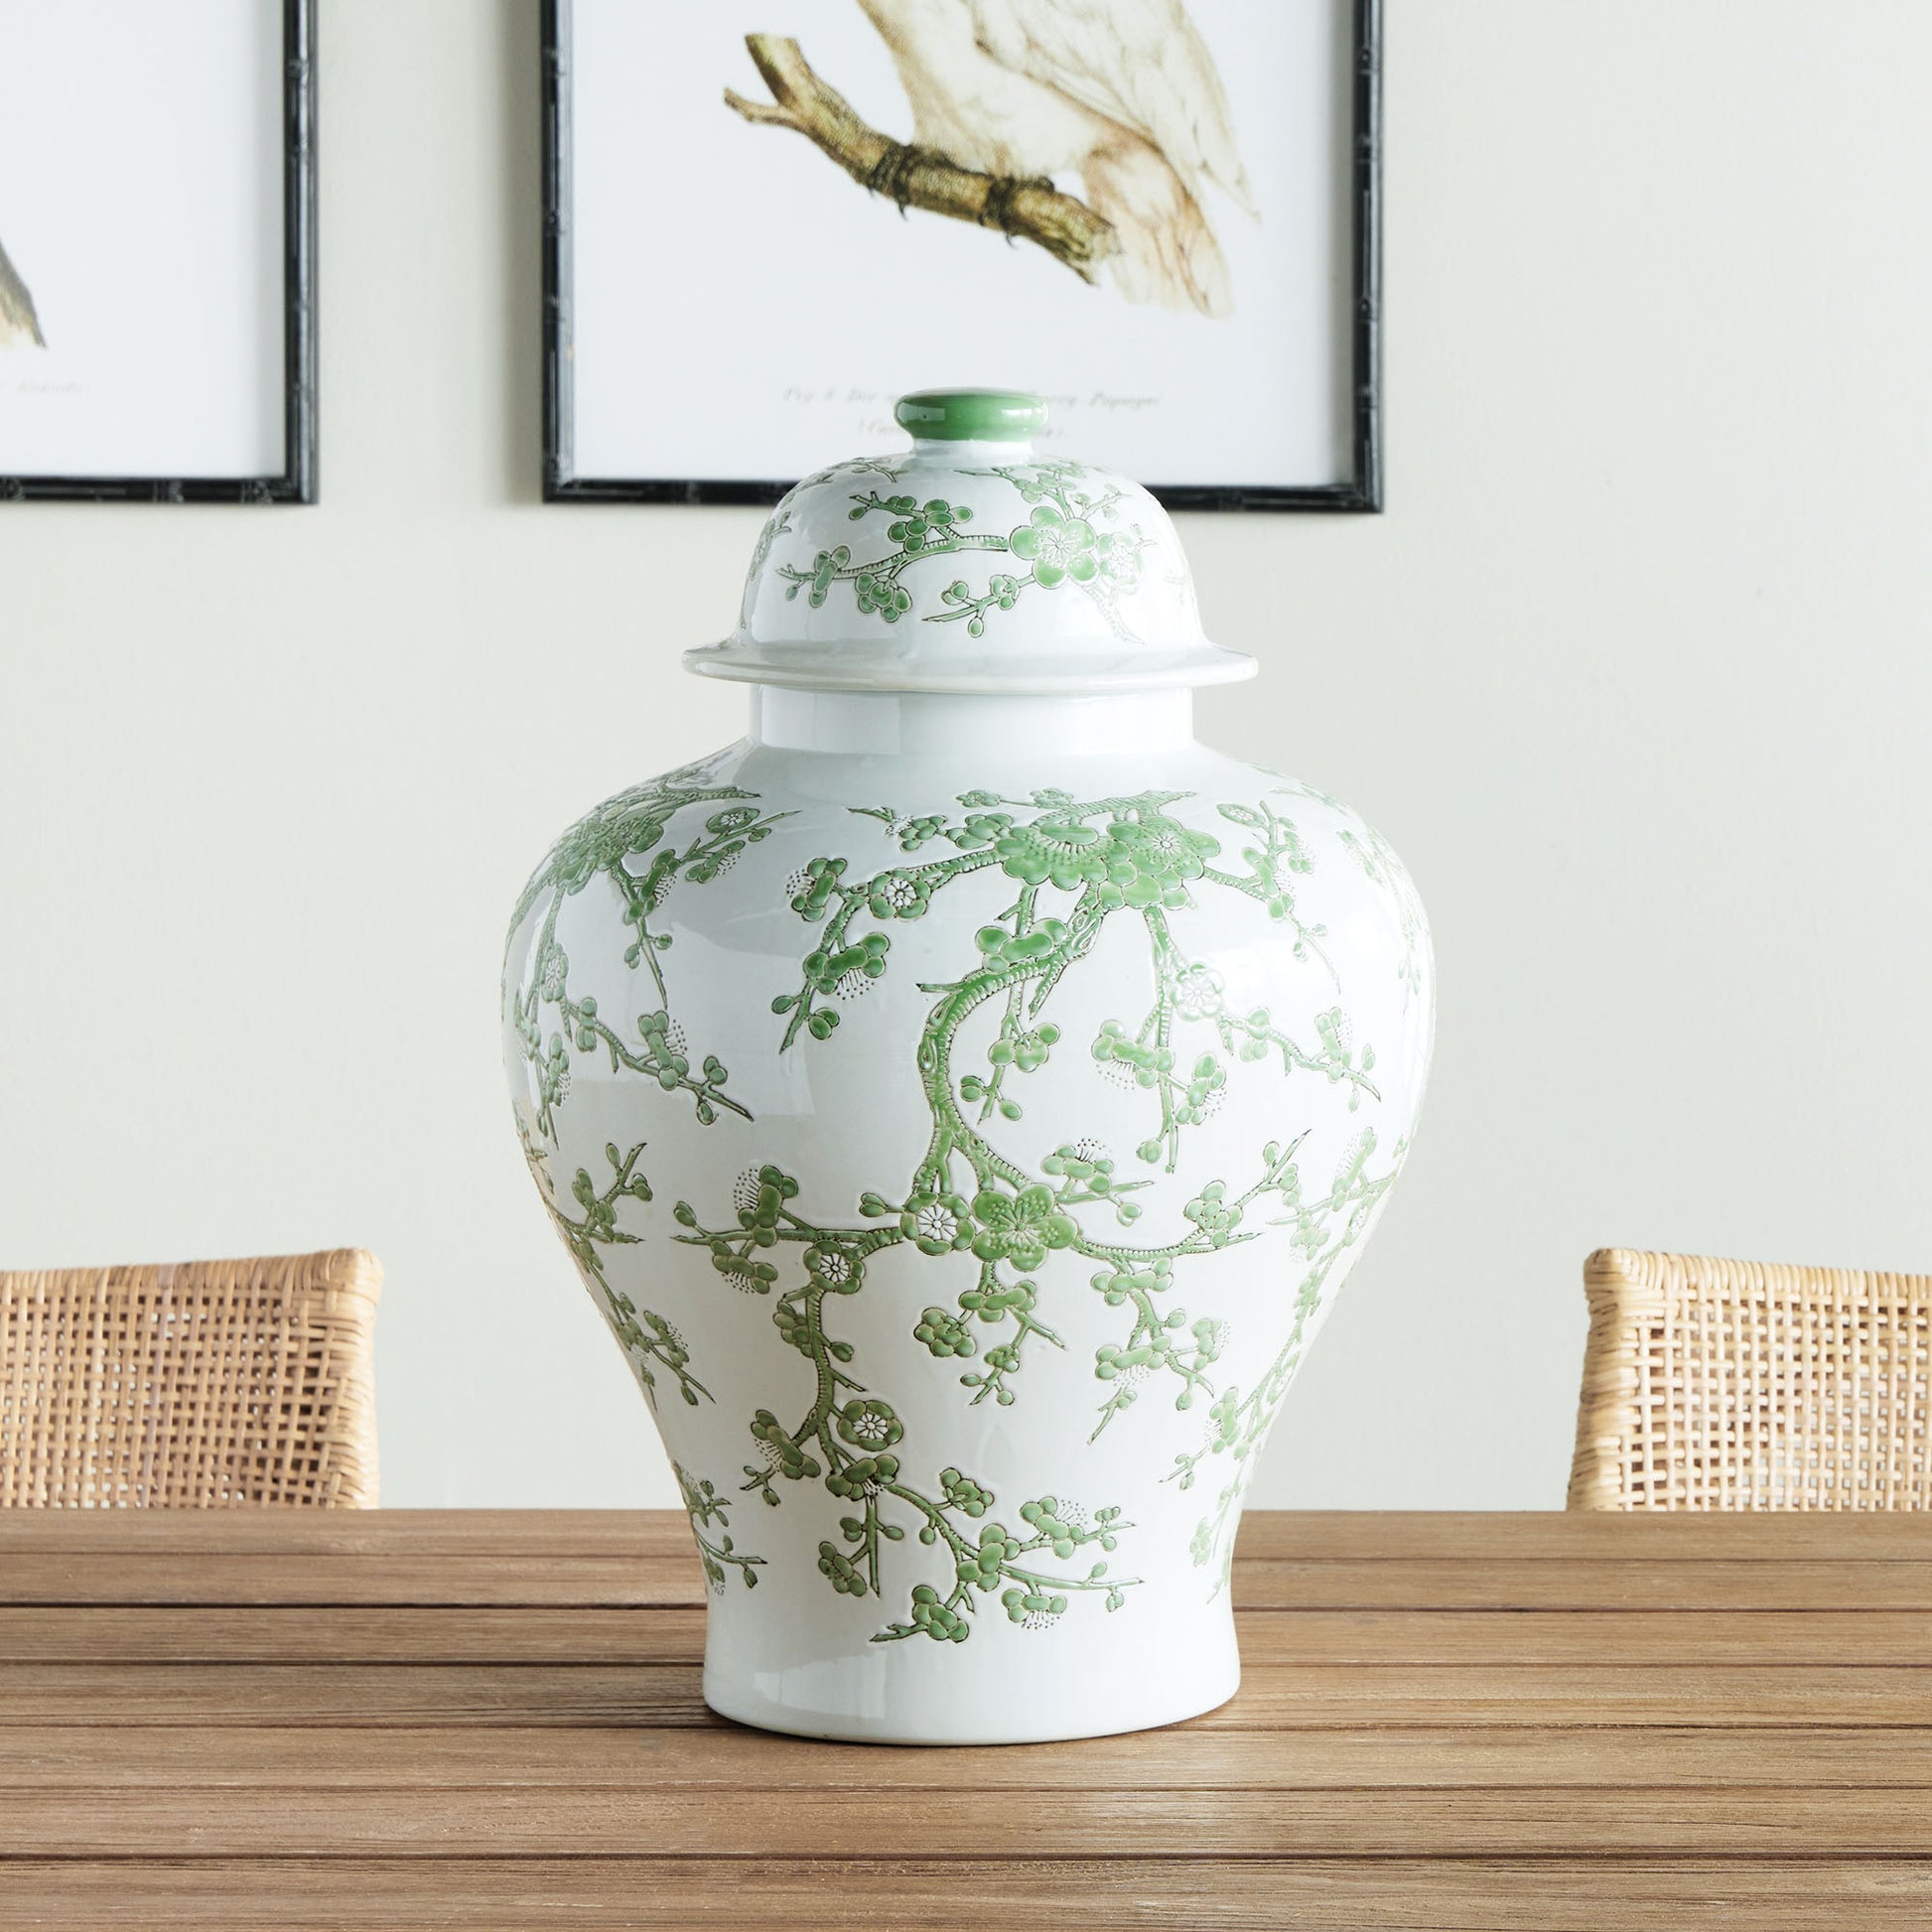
[503,686,1432,1742]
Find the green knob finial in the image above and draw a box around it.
[895,388,1046,444]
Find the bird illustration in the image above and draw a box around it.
[0,234,45,348]
[855,0,1256,317]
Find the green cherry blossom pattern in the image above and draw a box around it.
[515,758,1424,1641]
[1008,503,1099,587]
[969,1184,1079,1271]
[514,1125,708,1413]
[676,1463,765,1593]
[762,457,1158,643]
[508,755,793,1136]
[673,1158,1139,1644]
[700,781,1408,1630]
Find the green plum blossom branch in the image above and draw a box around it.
[775,490,1011,623]
[772,788,1406,1432]
[1338,818,1431,1009]
[764,460,1154,643]
[1170,1133,1404,1590]
[1202,798,1340,988]
[518,1127,709,1410]
[675,1463,764,1592]
[508,760,787,1140]
[551,991,751,1129]
[670,1166,1138,1640]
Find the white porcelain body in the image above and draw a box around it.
[502,687,1432,1743]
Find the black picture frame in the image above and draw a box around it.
[542,0,1381,513]
[0,0,318,506]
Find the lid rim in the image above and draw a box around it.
[684,638,1257,697]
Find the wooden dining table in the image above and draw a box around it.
[0,1508,1927,1929]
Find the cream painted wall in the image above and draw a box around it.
[3,1,1928,1508]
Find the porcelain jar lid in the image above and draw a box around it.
[684,389,1256,696]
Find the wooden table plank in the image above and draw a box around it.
[1235,1511,1932,1559]
[1233,1607,1932,1667]
[8,1783,1932,1859]
[0,1604,713,1665]
[0,1663,718,1729]
[8,1602,1932,1667]
[0,1511,700,1558]
[1233,1559,1932,1611]
[1,1659,1927,1729]
[0,1858,1925,1931]
[0,1555,707,1606]
[4,1723,1930,1790]
[2,1511,1927,1931]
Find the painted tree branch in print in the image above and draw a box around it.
[0,235,45,348]
[726,36,1118,286]
[726,1,1257,318]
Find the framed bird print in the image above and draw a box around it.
[544,0,1380,510]
[0,0,317,504]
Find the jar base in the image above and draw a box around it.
[702,1632,1242,1745]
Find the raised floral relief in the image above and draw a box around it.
[509,761,1427,1639]
[769,456,1156,643]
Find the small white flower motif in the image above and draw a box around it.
[536,943,568,1000]
[876,875,921,915]
[846,1411,894,1448]
[1057,1500,1092,1533]
[662,1017,688,1059]
[1171,962,1224,1023]
[1142,825,1194,871]
[756,1437,787,1473]
[814,1250,854,1289]
[719,1258,766,1295]
[834,966,877,1001]
[732,1168,764,1215]
[1117,1359,1152,1392]
[1097,1055,1140,1093]
[550,1061,572,1106]
[1071,1137,1109,1167]
[783,866,814,900]
[913,1200,960,1247]
[1033,524,1080,574]
[1022,1604,1063,1633]
[1104,542,1144,597]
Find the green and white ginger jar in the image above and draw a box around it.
[503,390,1433,1743]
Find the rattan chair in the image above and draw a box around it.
[1570,1247,1932,1510]
[0,1250,380,1508]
